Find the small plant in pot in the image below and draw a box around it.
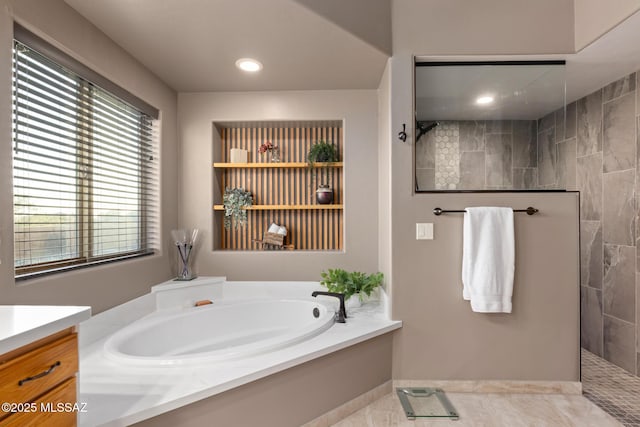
[307,141,338,204]
[320,269,384,308]
[223,187,253,229]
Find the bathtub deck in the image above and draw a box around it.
[78,284,400,427]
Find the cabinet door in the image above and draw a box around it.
[0,377,77,427]
[0,334,78,404]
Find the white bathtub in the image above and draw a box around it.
[103,298,335,366]
[79,278,402,426]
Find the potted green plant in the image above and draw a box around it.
[320,269,384,308]
[223,187,253,229]
[307,141,338,204]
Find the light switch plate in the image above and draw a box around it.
[416,223,434,240]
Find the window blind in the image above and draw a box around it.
[12,36,159,279]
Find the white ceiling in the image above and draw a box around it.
[64,0,640,114]
[63,0,389,92]
[565,8,640,104]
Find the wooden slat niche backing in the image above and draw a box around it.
[216,123,343,250]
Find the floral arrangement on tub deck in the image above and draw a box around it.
[259,141,278,154]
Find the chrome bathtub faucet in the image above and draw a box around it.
[311,291,347,323]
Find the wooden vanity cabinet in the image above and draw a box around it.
[0,329,79,426]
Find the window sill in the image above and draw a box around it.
[15,251,155,282]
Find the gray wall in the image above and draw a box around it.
[539,72,640,375]
[0,0,178,313]
[392,0,574,55]
[178,90,379,280]
[389,0,581,380]
[389,189,580,380]
[378,61,392,300]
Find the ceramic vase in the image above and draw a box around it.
[316,184,333,204]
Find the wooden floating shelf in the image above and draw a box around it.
[213,204,343,211]
[213,162,343,168]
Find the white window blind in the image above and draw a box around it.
[12,33,159,279]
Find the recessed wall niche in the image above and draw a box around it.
[212,121,343,251]
[414,61,566,191]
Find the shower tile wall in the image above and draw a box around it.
[539,72,639,376]
[537,103,578,190]
[416,120,538,190]
[416,71,640,376]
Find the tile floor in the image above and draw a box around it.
[331,389,619,426]
[582,349,640,427]
[332,382,621,427]
[326,349,640,426]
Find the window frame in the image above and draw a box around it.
[12,24,159,280]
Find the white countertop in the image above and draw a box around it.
[0,305,92,355]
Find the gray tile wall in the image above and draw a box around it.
[415,120,538,190]
[415,70,640,376]
[539,72,639,376]
[536,106,578,191]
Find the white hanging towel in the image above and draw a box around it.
[461,207,515,313]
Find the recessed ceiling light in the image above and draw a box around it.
[235,58,263,72]
[476,95,494,105]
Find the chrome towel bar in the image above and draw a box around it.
[433,207,539,216]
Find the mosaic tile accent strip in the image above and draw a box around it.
[434,122,460,190]
[583,348,640,426]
